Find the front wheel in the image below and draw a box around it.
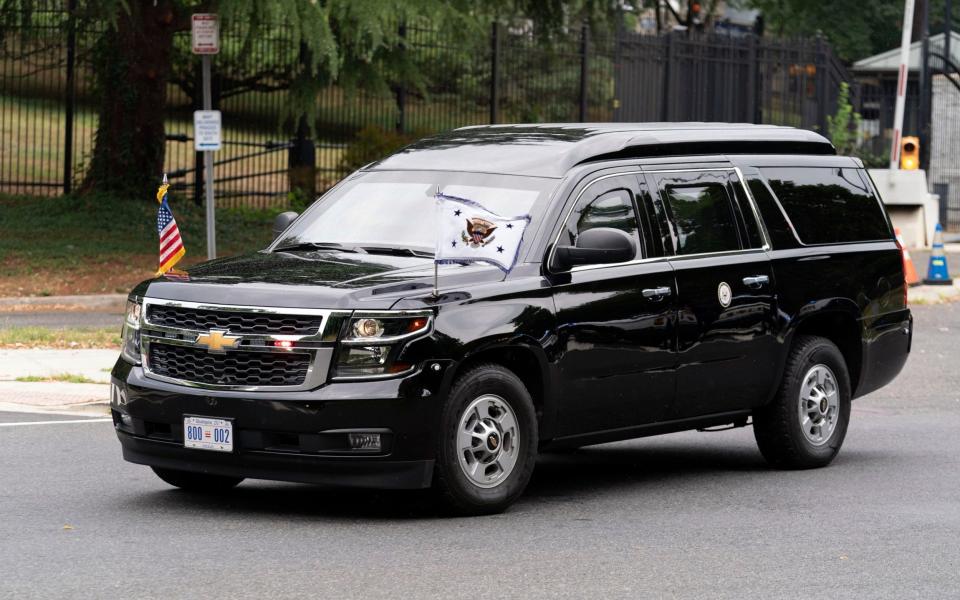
[434,364,538,515]
[753,335,852,469]
[152,467,244,493]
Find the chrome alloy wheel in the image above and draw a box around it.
[798,364,840,446]
[457,394,520,488]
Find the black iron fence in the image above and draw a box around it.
[1,3,855,208]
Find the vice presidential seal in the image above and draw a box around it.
[717,281,732,308]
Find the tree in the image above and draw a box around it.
[826,82,861,155]
[79,0,483,197]
[70,0,643,198]
[735,0,949,63]
[0,0,647,197]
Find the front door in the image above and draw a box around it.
[645,168,779,419]
[549,174,677,437]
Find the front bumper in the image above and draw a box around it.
[111,359,452,490]
[117,430,434,489]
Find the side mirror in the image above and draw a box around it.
[553,227,636,271]
[273,211,299,240]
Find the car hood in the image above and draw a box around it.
[136,250,507,310]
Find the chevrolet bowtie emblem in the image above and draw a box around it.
[195,330,241,353]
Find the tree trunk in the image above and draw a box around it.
[81,1,180,198]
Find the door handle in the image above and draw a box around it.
[642,286,672,300]
[742,275,770,288]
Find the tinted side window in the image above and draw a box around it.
[761,167,892,244]
[746,176,798,249]
[559,184,642,260]
[730,177,765,249]
[661,182,741,255]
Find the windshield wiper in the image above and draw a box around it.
[272,242,360,253]
[359,246,434,258]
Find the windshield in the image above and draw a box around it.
[273,170,558,255]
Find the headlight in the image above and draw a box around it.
[333,312,432,379]
[120,299,142,364]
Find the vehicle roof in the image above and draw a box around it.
[367,123,836,178]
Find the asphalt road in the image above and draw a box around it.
[1,303,958,599]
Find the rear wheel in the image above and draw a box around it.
[434,364,538,515]
[152,467,244,493]
[753,335,852,469]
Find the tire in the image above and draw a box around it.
[753,335,852,469]
[152,467,244,493]
[434,363,538,515]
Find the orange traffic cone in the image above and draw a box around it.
[895,228,921,287]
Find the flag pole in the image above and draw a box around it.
[433,184,440,299]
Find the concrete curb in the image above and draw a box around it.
[0,381,111,416]
[0,400,110,417]
[908,281,960,304]
[0,294,127,312]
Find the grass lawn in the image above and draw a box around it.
[0,192,285,297]
[16,373,101,384]
[0,93,348,207]
[0,326,120,349]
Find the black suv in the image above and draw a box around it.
[111,123,912,514]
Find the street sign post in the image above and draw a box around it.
[192,14,219,260]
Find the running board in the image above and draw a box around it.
[698,416,751,432]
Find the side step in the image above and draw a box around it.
[698,416,751,432]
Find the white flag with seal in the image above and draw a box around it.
[434,193,531,272]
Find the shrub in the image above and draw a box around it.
[339,125,421,173]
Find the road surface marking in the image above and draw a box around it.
[0,418,112,427]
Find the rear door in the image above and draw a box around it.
[549,173,677,436]
[645,167,779,419]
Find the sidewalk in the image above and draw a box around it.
[0,349,115,415]
[0,293,126,312]
[909,281,960,304]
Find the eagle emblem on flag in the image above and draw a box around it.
[462,218,497,248]
[435,193,531,273]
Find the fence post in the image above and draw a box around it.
[747,35,759,123]
[490,22,500,124]
[62,0,77,195]
[815,36,828,132]
[193,61,204,205]
[661,32,673,121]
[579,23,589,122]
[919,0,932,171]
[395,23,407,133]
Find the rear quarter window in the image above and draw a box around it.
[761,167,892,245]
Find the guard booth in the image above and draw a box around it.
[869,169,940,248]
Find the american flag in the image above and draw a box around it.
[156,175,185,275]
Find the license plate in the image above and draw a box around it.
[183,416,233,453]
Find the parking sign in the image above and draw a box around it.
[191,14,219,55]
[193,110,221,151]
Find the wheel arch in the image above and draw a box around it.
[785,309,863,396]
[444,339,557,442]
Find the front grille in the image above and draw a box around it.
[146,305,322,335]
[149,343,311,387]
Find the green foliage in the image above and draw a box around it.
[737,0,950,62]
[5,0,643,197]
[339,125,421,173]
[826,82,861,156]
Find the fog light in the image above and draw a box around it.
[120,413,133,429]
[348,433,381,451]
